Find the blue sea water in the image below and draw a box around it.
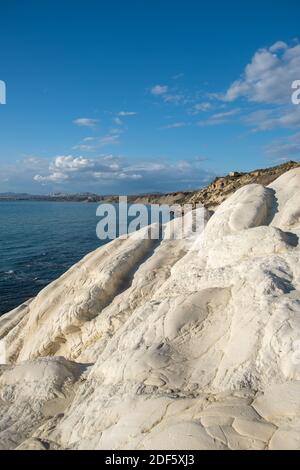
[0,201,107,315]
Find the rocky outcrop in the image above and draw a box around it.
[129,160,300,208]
[187,160,300,209]
[0,168,300,450]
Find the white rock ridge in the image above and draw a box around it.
[0,168,300,450]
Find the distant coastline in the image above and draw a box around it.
[0,191,190,203]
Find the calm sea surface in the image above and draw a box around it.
[0,201,107,315]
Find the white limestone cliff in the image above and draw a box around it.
[0,168,300,450]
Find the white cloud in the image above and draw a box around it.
[72,132,122,153]
[265,132,300,161]
[22,156,47,169]
[113,117,122,126]
[98,134,120,146]
[269,41,288,53]
[118,173,142,180]
[72,144,95,151]
[162,93,185,104]
[92,171,142,181]
[210,109,241,119]
[151,85,168,95]
[0,150,214,193]
[53,156,93,170]
[197,108,241,126]
[33,155,215,191]
[203,41,300,133]
[128,162,166,172]
[34,155,123,184]
[244,106,300,130]
[162,122,189,129]
[117,111,137,116]
[34,172,68,183]
[110,128,123,135]
[191,102,213,114]
[150,83,188,106]
[73,118,99,127]
[221,42,300,105]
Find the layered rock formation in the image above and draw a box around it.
[182,160,300,209]
[0,168,300,450]
[127,160,300,208]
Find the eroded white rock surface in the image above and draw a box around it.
[0,168,300,450]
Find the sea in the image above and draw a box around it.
[0,201,108,315]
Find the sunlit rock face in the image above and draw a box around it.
[0,168,300,450]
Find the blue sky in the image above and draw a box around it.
[0,0,300,194]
